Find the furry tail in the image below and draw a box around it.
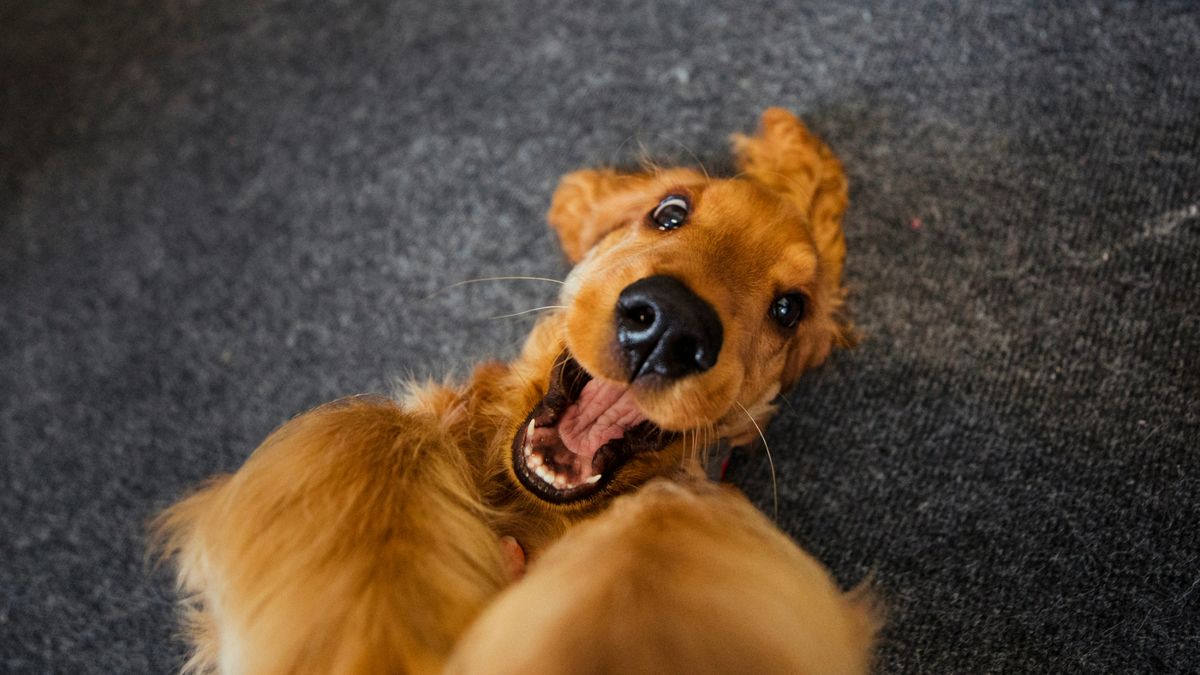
[152,395,508,674]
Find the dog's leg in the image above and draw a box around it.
[154,395,508,675]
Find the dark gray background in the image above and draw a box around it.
[2,0,1198,672]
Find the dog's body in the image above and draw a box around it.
[156,109,859,674]
[446,473,878,675]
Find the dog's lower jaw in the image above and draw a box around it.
[504,352,706,507]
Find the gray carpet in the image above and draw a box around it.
[2,0,1198,672]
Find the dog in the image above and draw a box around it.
[154,108,852,674]
[445,470,878,675]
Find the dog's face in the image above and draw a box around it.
[503,109,849,509]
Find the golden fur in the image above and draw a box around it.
[446,472,879,675]
[154,108,859,673]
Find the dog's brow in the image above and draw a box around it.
[781,244,819,280]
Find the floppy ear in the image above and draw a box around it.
[546,167,704,264]
[731,108,848,286]
[546,169,649,263]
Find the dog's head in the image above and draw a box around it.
[503,109,850,508]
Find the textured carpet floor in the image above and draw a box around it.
[2,0,1198,672]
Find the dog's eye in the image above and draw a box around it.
[769,293,806,329]
[650,195,689,230]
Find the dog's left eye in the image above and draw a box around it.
[769,293,806,329]
[650,195,689,230]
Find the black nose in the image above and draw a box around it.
[615,275,723,381]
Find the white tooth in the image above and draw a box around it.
[553,475,567,489]
[584,474,602,485]
[536,466,552,481]
[523,444,532,457]
[529,453,543,468]
[527,418,536,438]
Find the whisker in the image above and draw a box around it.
[664,137,711,182]
[735,400,779,519]
[777,391,799,417]
[551,344,570,368]
[610,131,641,169]
[700,420,710,468]
[692,428,704,469]
[568,355,588,395]
[634,139,660,174]
[543,344,572,393]
[424,275,565,301]
[488,305,566,320]
[453,275,565,287]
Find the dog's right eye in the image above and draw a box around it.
[769,293,806,329]
[650,195,689,231]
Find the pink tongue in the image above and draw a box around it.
[557,379,647,460]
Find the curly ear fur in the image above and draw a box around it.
[731,108,849,287]
[547,167,703,263]
[547,169,635,263]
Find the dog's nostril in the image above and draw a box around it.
[622,303,655,330]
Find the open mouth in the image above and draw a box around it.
[511,356,674,504]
